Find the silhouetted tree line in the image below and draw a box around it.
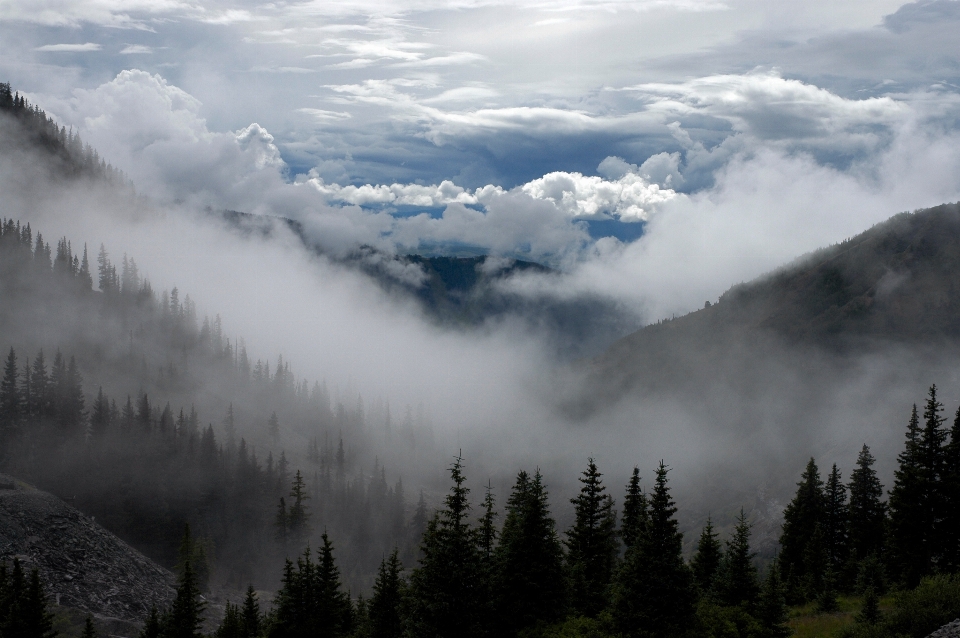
[775,384,960,605]
[0,558,56,637]
[0,82,127,184]
[187,384,960,637]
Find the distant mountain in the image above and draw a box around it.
[582,202,960,410]
[216,209,639,358]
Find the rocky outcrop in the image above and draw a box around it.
[0,473,174,624]
[929,619,960,638]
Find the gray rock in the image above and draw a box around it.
[928,619,960,638]
[0,473,175,623]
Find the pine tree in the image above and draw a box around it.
[756,563,790,638]
[823,464,849,574]
[0,347,20,435]
[478,481,498,564]
[566,458,618,618]
[215,603,243,638]
[288,470,311,548]
[90,387,109,439]
[691,516,722,595]
[620,466,647,550]
[314,533,353,636]
[494,469,567,635]
[856,587,881,626]
[889,401,934,586]
[17,567,56,638]
[720,509,760,610]
[610,462,695,638]
[847,445,886,563]
[369,550,403,638]
[241,586,262,638]
[406,454,485,638]
[140,607,162,638]
[164,561,205,638]
[779,457,825,601]
[942,406,960,572]
[81,616,97,638]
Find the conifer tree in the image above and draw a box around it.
[494,469,567,635]
[856,587,881,626]
[406,454,485,638]
[691,516,722,595]
[847,445,886,564]
[942,406,960,572]
[478,481,498,564]
[0,347,20,434]
[823,464,849,574]
[720,509,760,610]
[165,561,205,638]
[620,467,647,550]
[90,387,109,439]
[369,550,403,638]
[611,462,694,638]
[889,400,936,586]
[779,457,825,601]
[756,563,790,638]
[565,458,618,618]
[215,603,243,638]
[241,586,261,638]
[81,616,97,638]
[288,470,311,548]
[140,607,161,638]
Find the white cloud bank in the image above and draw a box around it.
[48,68,960,323]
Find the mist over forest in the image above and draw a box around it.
[4,16,960,632]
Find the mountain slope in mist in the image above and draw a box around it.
[585,202,960,409]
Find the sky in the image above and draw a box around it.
[3,0,960,322]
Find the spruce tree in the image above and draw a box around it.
[406,454,485,638]
[565,458,618,618]
[478,481,498,564]
[856,587,881,626]
[756,563,790,638]
[720,509,760,610]
[823,464,849,575]
[847,445,886,563]
[620,466,647,550]
[691,516,722,595]
[889,401,934,586]
[610,462,694,638]
[369,550,403,638]
[317,533,353,635]
[164,561,205,638]
[241,586,261,638]
[779,457,825,601]
[494,469,567,635]
[0,347,20,435]
[942,406,960,572]
[288,470,311,549]
[140,607,162,638]
[81,616,97,638]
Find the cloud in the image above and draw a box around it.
[520,169,677,221]
[298,108,353,121]
[35,43,102,52]
[120,44,152,54]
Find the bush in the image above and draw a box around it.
[884,574,960,638]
